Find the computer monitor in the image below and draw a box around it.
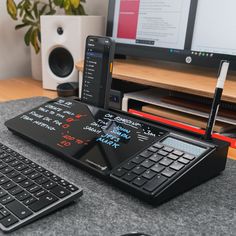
[107,0,236,69]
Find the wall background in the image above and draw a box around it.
[0,0,109,80]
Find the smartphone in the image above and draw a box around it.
[81,36,115,109]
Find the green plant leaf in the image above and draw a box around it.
[70,0,80,8]
[15,23,28,30]
[24,26,33,46]
[6,0,18,20]
[31,28,40,54]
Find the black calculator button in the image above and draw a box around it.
[149,154,163,163]
[23,197,37,206]
[0,153,9,159]
[34,189,47,198]
[161,168,176,178]
[123,162,136,171]
[9,160,21,167]
[8,186,23,196]
[2,181,17,190]
[159,158,174,167]
[151,164,165,173]
[50,185,70,198]
[153,143,163,149]
[170,162,185,171]
[132,166,146,175]
[131,156,145,164]
[0,208,10,217]
[35,176,49,185]
[0,189,7,198]
[0,162,8,170]
[0,195,15,205]
[19,179,34,189]
[16,191,31,201]
[0,176,10,185]
[7,170,20,179]
[66,184,78,192]
[178,157,190,165]
[140,150,153,158]
[123,173,137,182]
[113,168,126,177]
[133,177,147,187]
[0,166,14,174]
[12,175,27,183]
[148,147,158,153]
[22,168,34,175]
[183,154,195,160]
[15,164,28,171]
[157,150,169,156]
[43,181,57,190]
[143,175,167,192]
[27,184,41,193]
[3,156,15,163]
[172,150,184,156]
[141,160,155,169]
[168,153,179,160]
[163,147,174,153]
[28,171,42,180]
[142,170,156,180]
[0,214,19,227]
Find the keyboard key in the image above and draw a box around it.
[58,179,70,187]
[50,175,61,182]
[0,166,14,174]
[132,166,146,175]
[34,189,47,198]
[172,150,184,156]
[0,208,10,217]
[15,163,28,171]
[178,157,190,165]
[22,168,34,175]
[50,185,70,198]
[66,185,78,192]
[6,200,33,220]
[0,195,15,205]
[30,162,39,168]
[16,191,31,201]
[183,154,195,161]
[148,147,158,153]
[133,177,147,187]
[143,175,167,192]
[157,150,169,156]
[153,143,163,149]
[7,170,20,179]
[149,154,163,163]
[163,146,174,152]
[162,168,176,178]
[0,214,19,227]
[0,176,10,185]
[27,184,41,193]
[36,166,46,173]
[12,174,27,183]
[35,176,49,185]
[170,162,185,171]
[23,197,37,206]
[142,170,156,180]
[159,158,174,167]
[2,156,15,163]
[2,181,16,190]
[43,181,57,190]
[123,173,137,182]
[123,162,136,171]
[8,186,23,196]
[140,150,153,158]
[0,153,9,159]
[0,162,8,170]
[28,171,42,180]
[113,168,126,177]
[19,179,34,188]
[141,160,155,169]
[44,171,53,177]
[0,189,7,198]
[131,156,145,164]
[151,164,165,173]
[9,160,21,167]
[168,153,179,160]
[29,193,58,212]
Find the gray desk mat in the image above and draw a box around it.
[0,97,235,236]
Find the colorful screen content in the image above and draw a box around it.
[6,99,166,173]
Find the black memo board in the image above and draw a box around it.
[5,98,167,175]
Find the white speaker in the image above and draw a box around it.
[41,15,105,90]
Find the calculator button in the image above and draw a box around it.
[0,214,19,227]
[142,170,156,180]
[143,175,167,192]
[123,162,136,171]
[141,160,155,169]
[153,143,163,149]
[170,162,185,171]
[172,150,184,156]
[163,147,174,153]
[178,157,190,165]
[151,164,165,173]
[133,177,147,187]
[113,168,126,177]
[183,154,195,160]
[157,150,169,156]
[161,168,176,178]
[140,150,153,158]
[149,154,163,163]
[132,166,146,175]
[148,147,158,153]
[123,173,137,182]
[168,153,179,160]
[131,156,145,164]
[159,158,174,167]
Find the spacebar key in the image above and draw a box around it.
[29,193,58,212]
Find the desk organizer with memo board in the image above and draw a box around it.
[5,98,229,205]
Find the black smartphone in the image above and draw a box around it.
[81,36,115,109]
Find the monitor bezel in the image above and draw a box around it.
[106,0,236,70]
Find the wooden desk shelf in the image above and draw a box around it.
[76,59,236,103]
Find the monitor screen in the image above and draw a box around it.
[107,0,236,68]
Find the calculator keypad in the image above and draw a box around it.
[111,142,196,194]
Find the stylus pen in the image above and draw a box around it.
[204,61,230,140]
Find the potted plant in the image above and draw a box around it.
[6,0,86,80]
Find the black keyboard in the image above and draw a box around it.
[0,143,83,232]
[111,141,196,194]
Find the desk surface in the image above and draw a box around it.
[0,77,235,160]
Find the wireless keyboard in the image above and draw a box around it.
[0,143,83,232]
